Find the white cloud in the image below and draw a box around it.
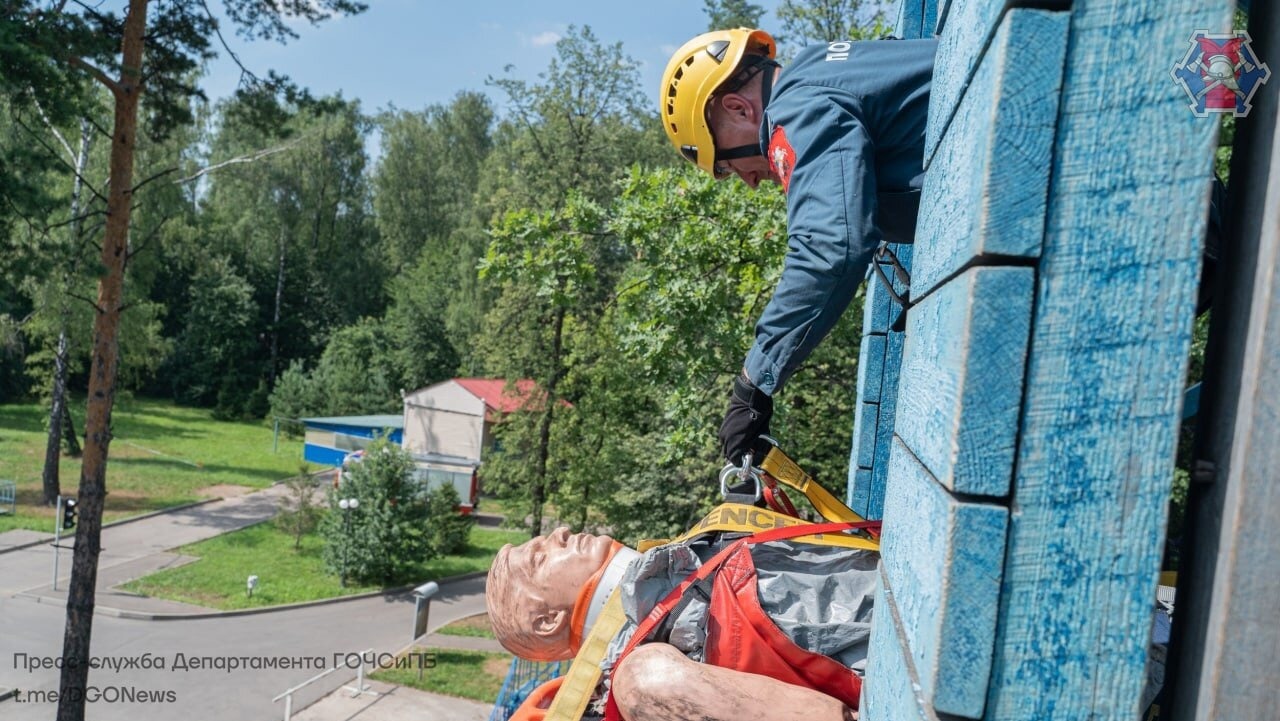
[530,31,561,47]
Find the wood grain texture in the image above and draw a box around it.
[852,400,879,473]
[858,332,887,404]
[912,9,1068,298]
[984,0,1231,718]
[863,263,895,337]
[861,570,936,721]
[1168,5,1280,717]
[868,328,905,519]
[881,437,1009,718]
[896,0,941,41]
[847,467,873,519]
[896,267,1033,497]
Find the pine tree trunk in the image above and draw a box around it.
[56,3,147,718]
[41,120,93,505]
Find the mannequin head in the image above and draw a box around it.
[486,527,616,660]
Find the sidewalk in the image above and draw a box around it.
[0,483,293,611]
[293,681,491,721]
[292,631,505,721]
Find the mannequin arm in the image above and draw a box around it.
[612,643,856,721]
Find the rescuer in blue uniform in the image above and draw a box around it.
[659,28,936,466]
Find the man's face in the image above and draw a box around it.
[498,526,615,615]
[719,152,777,189]
[708,90,780,189]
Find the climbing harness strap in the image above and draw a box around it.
[644,502,879,552]
[602,521,875,721]
[544,590,629,721]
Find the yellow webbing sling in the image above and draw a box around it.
[759,446,867,525]
[544,590,628,721]
[639,502,879,553]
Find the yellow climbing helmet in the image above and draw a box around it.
[660,28,777,177]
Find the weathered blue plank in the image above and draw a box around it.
[912,9,1068,298]
[867,329,905,518]
[861,575,934,721]
[895,0,940,40]
[927,0,1071,166]
[863,265,894,336]
[851,400,879,472]
[896,267,1033,497]
[847,467,873,519]
[857,333,887,404]
[881,437,1008,717]
[984,0,1231,718]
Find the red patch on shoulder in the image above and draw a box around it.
[768,125,796,192]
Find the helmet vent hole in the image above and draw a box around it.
[706,40,729,63]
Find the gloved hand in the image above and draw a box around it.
[718,373,774,466]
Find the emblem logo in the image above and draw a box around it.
[769,125,796,191]
[1171,30,1271,117]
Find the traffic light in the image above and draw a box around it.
[62,498,77,530]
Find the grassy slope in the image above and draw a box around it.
[373,648,512,704]
[120,523,527,610]
[0,397,303,533]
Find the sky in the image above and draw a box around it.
[200,1,791,121]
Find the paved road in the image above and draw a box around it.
[0,485,492,721]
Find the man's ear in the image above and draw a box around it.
[532,608,567,638]
[718,92,758,124]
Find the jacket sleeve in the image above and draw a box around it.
[743,88,880,395]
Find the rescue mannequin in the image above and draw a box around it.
[658,28,935,467]
[486,526,876,721]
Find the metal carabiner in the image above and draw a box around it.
[720,451,763,505]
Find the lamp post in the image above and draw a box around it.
[337,497,359,587]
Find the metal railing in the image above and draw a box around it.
[272,648,376,721]
[488,658,565,721]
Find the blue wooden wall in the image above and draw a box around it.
[859,1,1230,719]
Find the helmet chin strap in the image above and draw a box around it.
[714,58,780,164]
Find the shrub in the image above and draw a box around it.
[320,440,432,584]
[425,482,473,555]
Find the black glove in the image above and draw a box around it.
[718,374,774,466]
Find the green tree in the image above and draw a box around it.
[478,195,608,536]
[373,93,495,373]
[197,95,383,402]
[482,25,669,214]
[10,3,366,716]
[276,466,322,551]
[775,0,891,46]
[321,440,432,584]
[425,482,474,555]
[703,0,767,29]
[167,254,258,412]
[373,93,494,274]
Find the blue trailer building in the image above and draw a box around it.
[301,415,404,467]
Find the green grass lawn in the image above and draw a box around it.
[120,523,527,610]
[0,397,304,533]
[372,648,512,704]
[435,613,497,639]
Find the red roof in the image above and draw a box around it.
[454,378,543,415]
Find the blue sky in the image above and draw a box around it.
[201,1,789,117]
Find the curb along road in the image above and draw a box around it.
[14,571,489,621]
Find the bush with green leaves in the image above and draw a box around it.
[320,439,476,584]
[321,440,431,584]
[425,481,474,555]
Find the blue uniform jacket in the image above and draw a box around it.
[743,38,936,395]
